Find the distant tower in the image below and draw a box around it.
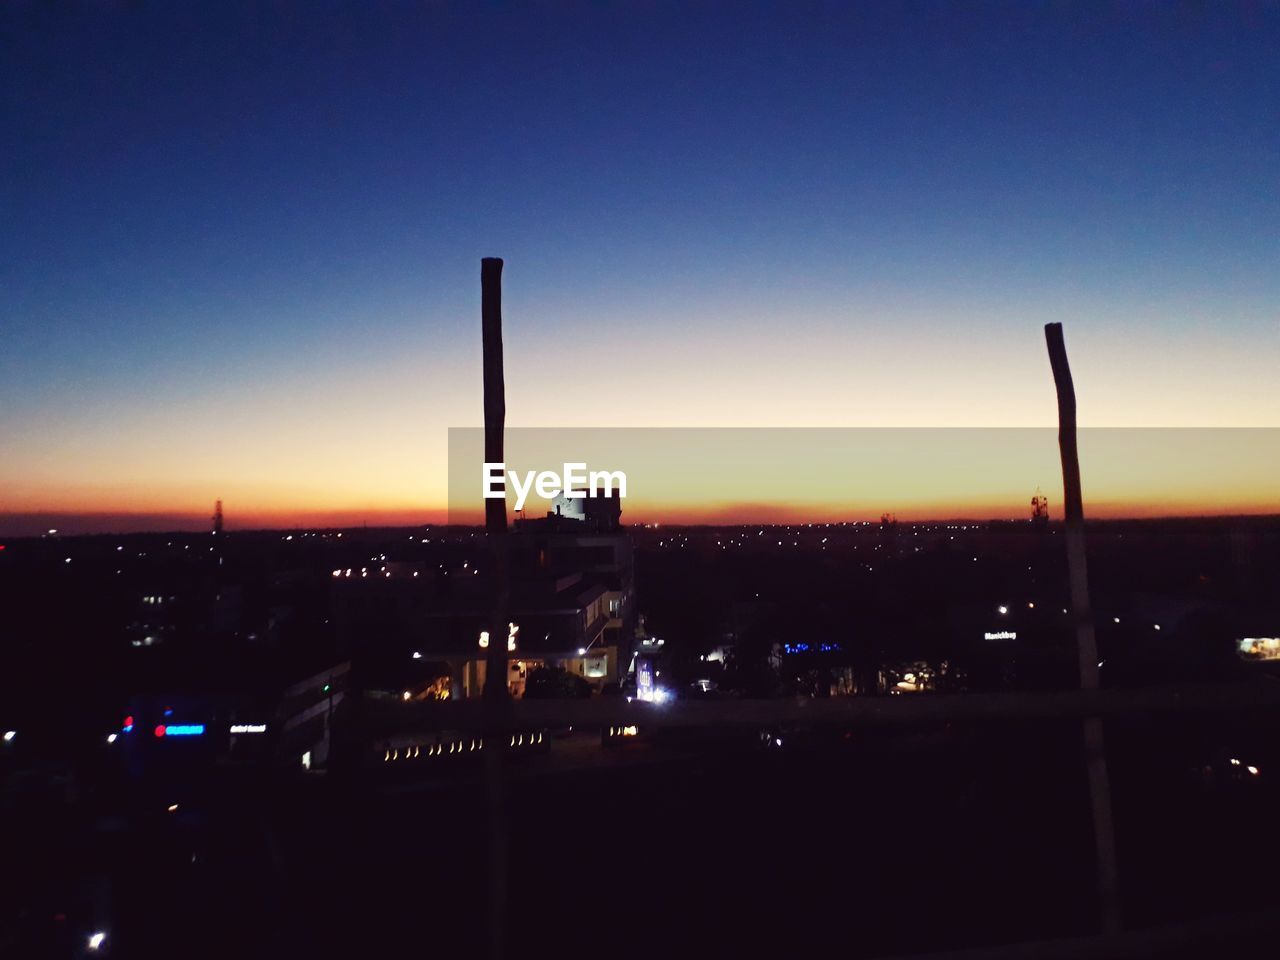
[1031,488,1049,526]
[213,499,224,536]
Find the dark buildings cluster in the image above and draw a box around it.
[4,508,1278,783]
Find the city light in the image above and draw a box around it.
[1238,638,1280,661]
[154,724,205,737]
[229,723,267,734]
[88,932,106,951]
[106,733,118,744]
[3,730,14,742]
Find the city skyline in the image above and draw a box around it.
[4,4,1278,533]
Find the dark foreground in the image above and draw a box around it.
[6,713,1280,959]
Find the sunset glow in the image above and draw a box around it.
[3,4,1277,534]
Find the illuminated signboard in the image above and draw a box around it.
[1238,638,1280,661]
[984,631,1017,641]
[230,723,268,734]
[154,724,205,737]
[637,659,655,701]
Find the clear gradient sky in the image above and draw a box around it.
[3,3,1278,534]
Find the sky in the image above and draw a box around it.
[2,2,1278,534]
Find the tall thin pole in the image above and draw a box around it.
[1045,324,1099,691]
[481,257,510,959]
[481,257,511,701]
[1044,321,1121,935]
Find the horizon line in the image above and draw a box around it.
[4,509,1279,539]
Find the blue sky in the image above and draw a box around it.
[2,2,1278,530]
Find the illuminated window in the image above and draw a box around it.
[1238,638,1280,661]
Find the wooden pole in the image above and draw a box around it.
[482,257,508,549]
[1044,321,1121,936]
[481,256,511,959]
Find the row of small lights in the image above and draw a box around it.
[995,603,1163,630]
[332,564,475,578]
[381,732,544,761]
[48,539,227,573]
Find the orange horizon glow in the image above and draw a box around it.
[6,310,1279,539]
[6,424,1279,535]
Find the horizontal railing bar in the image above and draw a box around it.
[365,680,1280,735]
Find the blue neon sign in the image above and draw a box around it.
[156,724,205,737]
